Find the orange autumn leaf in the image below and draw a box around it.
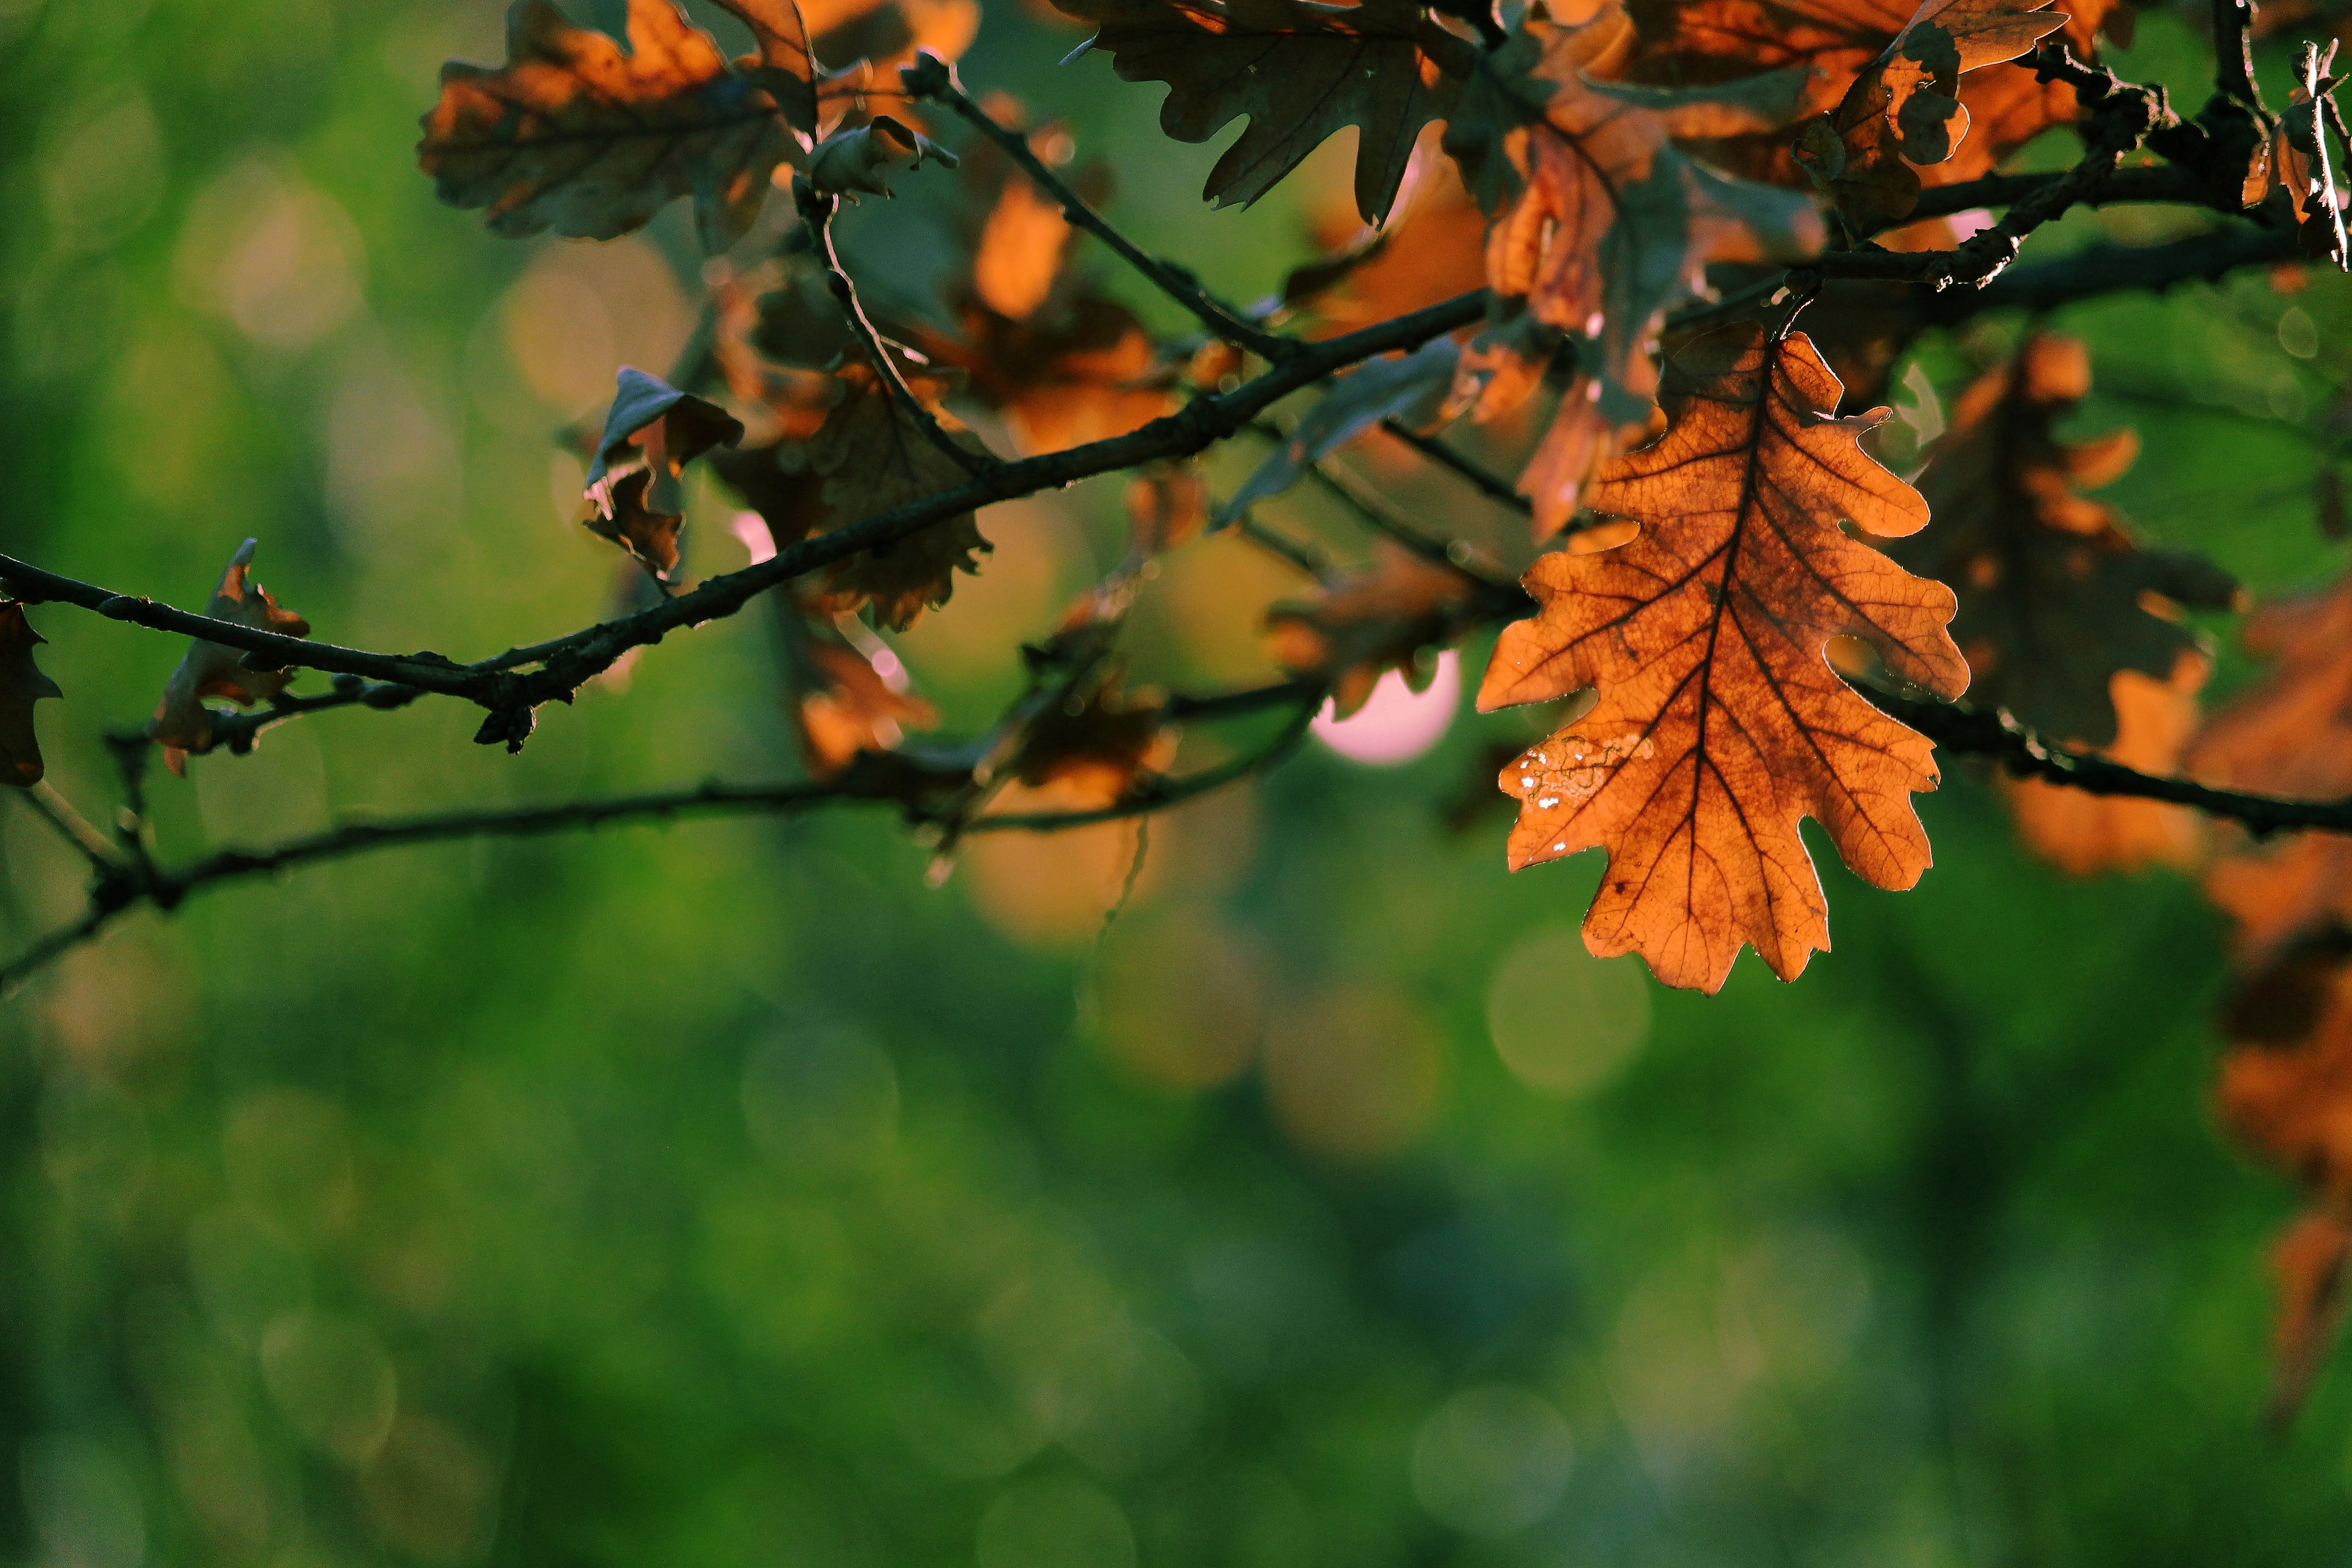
[1052,0,1477,224]
[1283,127,1489,335]
[2001,652,2208,877]
[1478,319,1968,992]
[418,0,817,252]
[0,603,62,788]
[777,605,937,780]
[147,540,314,776]
[1443,0,1823,426]
[1895,333,2238,748]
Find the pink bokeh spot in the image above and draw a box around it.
[1311,651,1460,766]
[1947,207,1996,241]
[731,510,778,565]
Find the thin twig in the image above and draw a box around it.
[1376,418,1533,515]
[16,782,121,870]
[1231,518,1333,577]
[799,181,995,477]
[908,54,1297,363]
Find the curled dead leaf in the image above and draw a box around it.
[147,541,314,776]
[584,368,748,581]
[805,113,956,200]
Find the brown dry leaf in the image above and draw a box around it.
[1452,307,1652,537]
[804,0,981,84]
[2001,652,2208,877]
[1267,542,1479,717]
[777,605,937,779]
[1785,0,2069,230]
[1443,0,1823,426]
[583,368,748,580]
[1477,320,1968,993]
[0,603,61,788]
[809,358,993,628]
[418,0,814,252]
[1893,334,2238,748]
[1052,0,1476,223]
[148,541,314,776]
[2265,1206,2352,1426]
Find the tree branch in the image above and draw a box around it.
[0,291,1489,730]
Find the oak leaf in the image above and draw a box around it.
[1477,320,1968,992]
[583,368,748,580]
[1282,127,1489,334]
[147,540,314,776]
[1267,541,1480,717]
[2214,941,2352,1424]
[1124,460,1211,556]
[1893,334,2238,749]
[418,0,815,251]
[1053,0,1478,223]
[0,603,61,788]
[1450,305,1653,537]
[1442,0,1823,426]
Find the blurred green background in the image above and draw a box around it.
[3,0,2351,1563]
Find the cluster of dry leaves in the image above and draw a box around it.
[11,0,2352,1416]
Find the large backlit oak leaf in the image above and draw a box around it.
[0,603,61,787]
[1444,1,1823,426]
[418,0,814,251]
[147,541,313,776]
[1893,334,2237,749]
[1052,0,1477,224]
[1477,321,1968,992]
